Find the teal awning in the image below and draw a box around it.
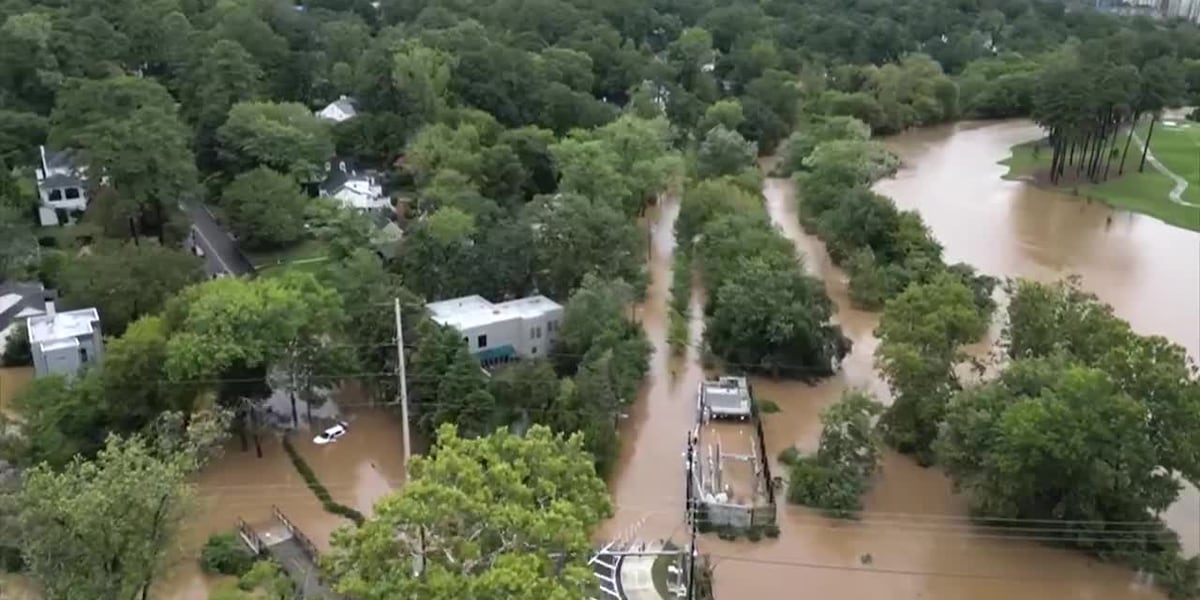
[476,344,516,363]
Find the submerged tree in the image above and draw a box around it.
[13,410,229,600]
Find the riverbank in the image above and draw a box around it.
[999,129,1200,231]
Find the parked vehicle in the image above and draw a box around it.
[313,422,348,445]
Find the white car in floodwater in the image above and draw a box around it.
[313,422,348,445]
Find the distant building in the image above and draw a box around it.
[316,95,358,123]
[427,295,564,365]
[699,376,753,419]
[27,302,103,379]
[35,145,89,227]
[319,158,390,211]
[182,202,257,279]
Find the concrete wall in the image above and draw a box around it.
[700,499,777,530]
[32,330,103,379]
[457,308,563,360]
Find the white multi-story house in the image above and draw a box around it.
[427,295,564,365]
[35,145,89,226]
[27,302,103,379]
[319,158,390,211]
[316,95,358,123]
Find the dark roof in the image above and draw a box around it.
[320,167,351,194]
[42,147,78,171]
[185,203,256,277]
[39,172,83,190]
[0,281,49,334]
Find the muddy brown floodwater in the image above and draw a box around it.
[159,401,409,599]
[605,120,1199,600]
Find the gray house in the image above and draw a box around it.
[35,146,89,227]
[27,302,103,378]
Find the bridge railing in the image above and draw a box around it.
[272,504,322,565]
[236,516,268,555]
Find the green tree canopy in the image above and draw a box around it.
[786,390,884,516]
[58,242,204,336]
[327,423,612,600]
[217,101,334,181]
[220,167,308,250]
[875,272,990,463]
[13,411,229,600]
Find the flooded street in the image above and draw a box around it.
[606,120,1198,599]
[601,195,707,542]
[161,403,408,599]
[150,120,1197,599]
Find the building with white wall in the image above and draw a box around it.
[427,295,563,364]
[35,146,89,226]
[27,303,103,378]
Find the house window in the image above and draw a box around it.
[536,326,543,339]
[530,327,536,340]
[477,334,488,349]
[48,189,62,201]
[463,336,468,345]
[64,187,80,199]
[79,347,89,364]
[532,346,538,355]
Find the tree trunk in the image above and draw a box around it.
[1103,124,1121,181]
[1077,133,1090,178]
[1088,119,1107,181]
[290,389,299,429]
[1139,115,1158,173]
[1119,111,1140,176]
[1068,138,1077,168]
[250,405,263,458]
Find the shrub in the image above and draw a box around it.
[757,398,781,414]
[282,435,366,525]
[1,324,32,367]
[0,546,25,572]
[777,446,801,466]
[200,533,255,576]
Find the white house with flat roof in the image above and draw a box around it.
[426,295,563,364]
[27,302,103,378]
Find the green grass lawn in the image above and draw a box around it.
[999,136,1200,232]
[1138,118,1200,192]
[244,238,329,267]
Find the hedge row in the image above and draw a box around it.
[281,435,366,526]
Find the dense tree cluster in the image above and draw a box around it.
[934,279,1200,597]
[791,119,996,312]
[782,390,884,516]
[683,176,848,378]
[874,273,992,463]
[327,424,611,599]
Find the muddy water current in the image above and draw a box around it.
[603,120,1199,600]
[160,403,408,599]
[152,119,1197,600]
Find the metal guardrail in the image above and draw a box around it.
[236,516,268,555]
[272,504,322,564]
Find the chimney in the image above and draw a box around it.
[45,301,56,318]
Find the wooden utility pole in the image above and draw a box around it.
[394,298,412,479]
